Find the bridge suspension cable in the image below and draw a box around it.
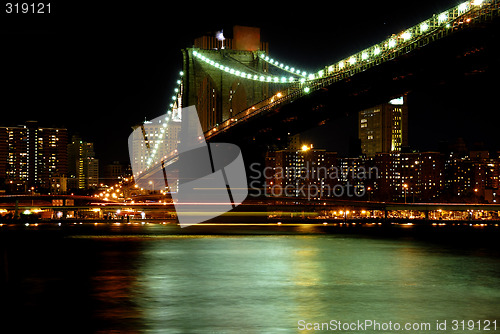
[258,54,309,78]
[192,50,301,84]
[142,70,184,170]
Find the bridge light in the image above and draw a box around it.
[374,47,381,55]
[473,0,484,6]
[300,78,306,83]
[281,77,287,83]
[458,2,469,13]
[302,71,307,76]
[438,12,448,23]
[260,76,265,81]
[304,87,310,94]
[179,71,184,76]
[308,74,315,80]
[317,70,324,77]
[348,57,356,65]
[296,69,302,75]
[339,61,345,69]
[421,22,429,32]
[273,77,279,83]
[361,52,368,60]
[402,31,411,41]
[289,77,295,82]
[388,39,396,48]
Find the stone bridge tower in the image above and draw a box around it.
[181,26,271,133]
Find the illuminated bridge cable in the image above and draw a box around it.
[223,54,268,77]
[144,70,184,169]
[323,0,488,77]
[259,54,309,78]
[192,50,302,84]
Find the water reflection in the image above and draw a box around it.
[3,232,498,333]
[117,235,500,333]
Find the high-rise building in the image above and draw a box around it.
[129,117,181,182]
[359,95,408,157]
[67,135,99,190]
[0,121,68,192]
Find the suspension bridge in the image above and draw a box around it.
[132,0,500,185]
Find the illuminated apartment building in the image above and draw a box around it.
[374,152,444,202]
[0,121,68,192]
[67,135,99,190]
[359,95,408,157]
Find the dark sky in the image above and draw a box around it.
[1,0,498,164]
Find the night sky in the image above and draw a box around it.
[1,0,498,164]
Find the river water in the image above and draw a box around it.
[0,225,499,333]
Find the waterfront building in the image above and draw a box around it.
[374,152,445,202]
[67,135,99,190]
[0,121,68,192]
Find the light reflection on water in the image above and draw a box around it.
[2,232,500,333]
[88,235,500,333]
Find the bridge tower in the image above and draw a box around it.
[181,26,272,133]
